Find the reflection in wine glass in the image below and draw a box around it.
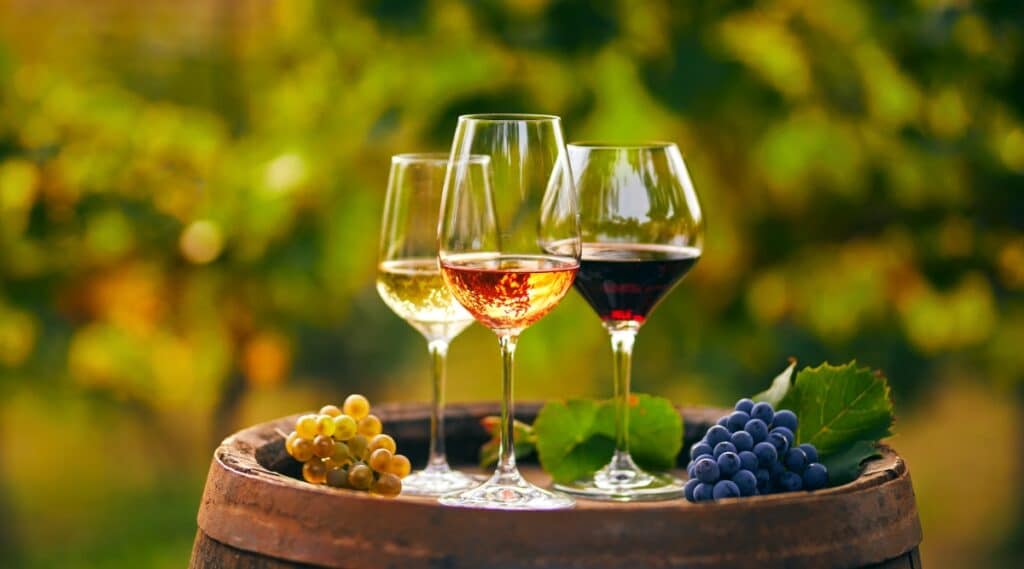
[437,114,580,510]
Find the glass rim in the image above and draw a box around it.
[568,141,677,150]
[458,113,561,123]
[391,152,489,165]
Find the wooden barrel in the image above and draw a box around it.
[191,402,922,569]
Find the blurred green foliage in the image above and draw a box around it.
[0,0,1022,567]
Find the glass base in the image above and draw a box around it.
[554,456,685,502]
[400,465,479,497]
[439,469,575,510]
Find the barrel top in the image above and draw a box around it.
[196,402,922,569]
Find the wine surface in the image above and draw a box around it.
[377,258,475,341]
[574,243,700,325]
[440,254,578,332]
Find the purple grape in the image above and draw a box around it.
[772,409,798,432]
[684,478,700,501]
[690,441,713,460]
[694,482,715,501]
[744,418,769,442]
[738,450,758,472]
[705,425,731,447]
[769,460,786,481]
[771,426,795,447]
[784,447,808,472]
[767,431,790,454]
[717,451,741,478]
[712,479,741,500]
[731,469,758,496]
[734,398,755,414]
[687,461,697,479]
[798,443,819,463]
[731,430,754,452]
[750,401,775,425]
[803,463,829,490]
[726,411,750,432]
[778,470,803,492]
[717,416,729,428]
[753,441,778,466]
[755,468,771,490]
[694,457,720,484]
[713,441,737,459]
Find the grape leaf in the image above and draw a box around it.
[820,439,882,486]
[548,435,616,483]
[594,394,683,471]
[533,394,683,484]
[778,361,894,457]
[533,399,612,484]
[752,358,797,406]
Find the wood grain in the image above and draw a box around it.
[193,402,922,569]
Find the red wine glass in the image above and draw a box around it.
[554,142,704,501]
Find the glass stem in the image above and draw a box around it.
[609,328,638,470]
[497,333,519,477]
[426,339,450,472]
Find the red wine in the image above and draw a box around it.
[574,243,700,324]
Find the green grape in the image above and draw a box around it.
[371,472,402,497]
[357,414,382,437]
[319,404,342,417]
[348,464,373,490]
[343,394,370,420]
[291,437,314,462]
[326,466,349,488]
[296,414,319,440]
[315,414,336,437]
[332,414,358,440]
[330,441,350,461]
[348,434,368,460]
[325,441,351,469]
[313,434,334,458]
[302,459,327,484]
[325,456,350,470]
[369,448,393,472]
[368,434,396,454]
[285,431,301,456]
[388,454,411,478]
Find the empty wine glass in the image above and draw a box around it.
[554,142,703,501]
[437,114,580,510]
[377,153,484,496]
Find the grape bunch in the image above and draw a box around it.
[684,399,829,502]
[284,394,411,497]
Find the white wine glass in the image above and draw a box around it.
[377,153,484,496]
[437,114,580,510]
[554,142,703,501]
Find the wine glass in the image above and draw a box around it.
[437,114,580,510]
[554,142,703,501]
[377,153,484,496]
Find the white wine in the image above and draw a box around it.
[377,258,475,341]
